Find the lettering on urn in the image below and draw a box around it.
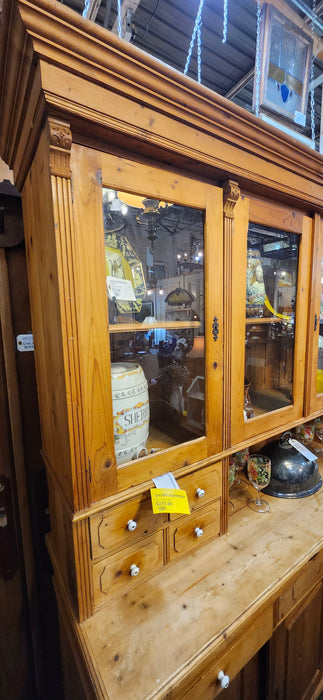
[111,362,149,465]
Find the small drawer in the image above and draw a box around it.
[168,501,221,561]
[169,463,222,521]
[92,531,164,606]
[276,548,323,624]
[89,494,164,559]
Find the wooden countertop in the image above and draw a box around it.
[74,467,323,700]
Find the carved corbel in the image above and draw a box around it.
[223,180,240,219]
[48,117,72,178]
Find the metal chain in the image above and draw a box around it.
[197,18,202,83]
[117,0,122,38]
[310,0,316,143]
[254,0,262,117]
[222,0,228,43]
[184,0,205,77]
[82,0,90,18]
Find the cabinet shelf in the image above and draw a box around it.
[245,316,289,325]
[109,320,201,334]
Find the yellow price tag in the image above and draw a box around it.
[150,488,190,515]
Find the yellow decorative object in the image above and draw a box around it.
[246,249,265,317]
[105,233,146,314]
[264,294,291,320]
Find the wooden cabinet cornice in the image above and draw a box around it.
[1,0,323,206]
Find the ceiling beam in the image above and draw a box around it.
[83,0,102,22]
[225,68,254,100]
[288,0,323,33]
[310,72,323,90]
[111,0,141,41]
[103,0,112,28]
[303,0,323,25]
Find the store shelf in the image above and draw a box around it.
[109,321,201,333]
[245,316,290,325]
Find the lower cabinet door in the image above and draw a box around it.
[174,605,272,700]
[217,651,265,700]
[268,580,323,700]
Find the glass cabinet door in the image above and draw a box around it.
[245,223,299,417]
[100,154,223,484]
[231,195,312,446]
[317,245,323,392]
[305,214,323,413]
[103,190,205,464]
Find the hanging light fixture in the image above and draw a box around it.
[136,198,168,251]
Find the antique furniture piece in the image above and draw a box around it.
[0,0,322,697]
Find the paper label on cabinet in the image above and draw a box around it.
[150,488,190,514]
[107,276,136,301]
[152,472,179,490]
[288,438,316,462]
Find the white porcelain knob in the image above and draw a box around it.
[130,564,140,577]
[127,519,137,532]
[217,671,230,689]
[194,526,204,538]
[196,487,205,498]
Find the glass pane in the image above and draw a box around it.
[317,253,323,394]
[245,223,299,419]
[266,16,308,118]
[102,188,205,465]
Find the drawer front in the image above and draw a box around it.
[89,494,164,559]
[174,605,273,700]
[92,532,164,606]
[276,548,323,624]
[168,502,221,561]
[169,463,222,521]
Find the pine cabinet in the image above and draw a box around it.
[1,1,323,697]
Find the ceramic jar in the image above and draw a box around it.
[111,362,149,464]
[246,249,265,317]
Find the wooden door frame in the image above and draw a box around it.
[71,145,224,497]
[230,193,312,447]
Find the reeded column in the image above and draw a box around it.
[222,180,240,533]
